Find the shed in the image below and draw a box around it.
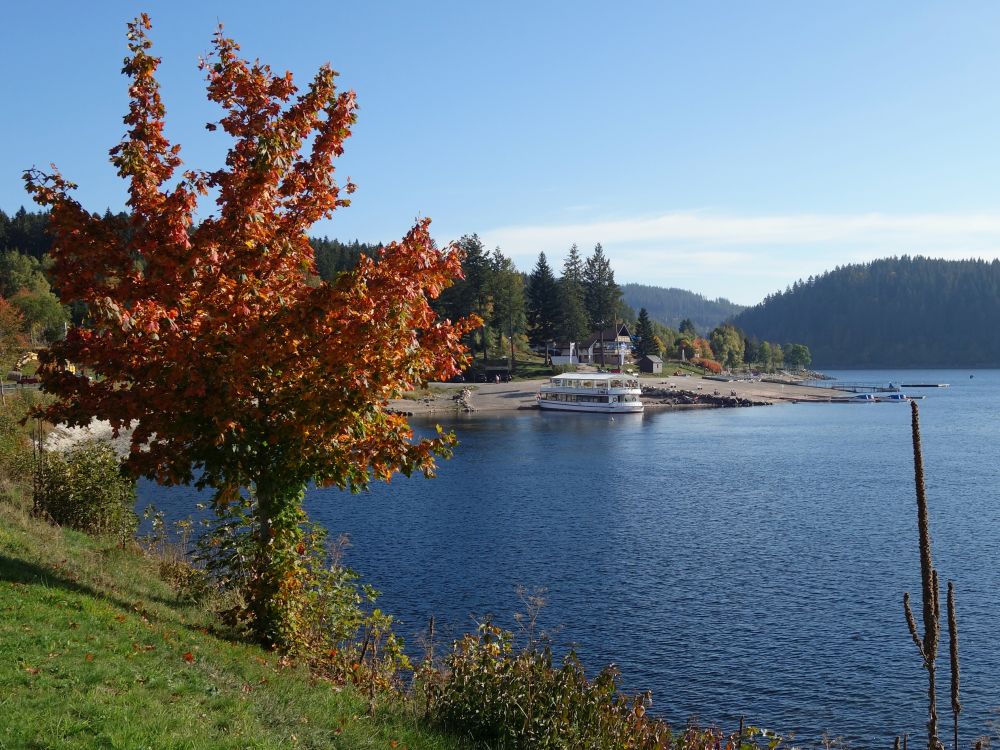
[638,355,663,374]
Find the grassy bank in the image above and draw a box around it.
[0,490,464,750]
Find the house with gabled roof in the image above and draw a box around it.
[577,323,633,367]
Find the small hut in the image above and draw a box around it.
[638,355,663,374]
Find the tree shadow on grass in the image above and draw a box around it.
[0,553,238,643]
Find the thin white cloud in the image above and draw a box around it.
[483,210,1000,250]
[472,210,1000,305]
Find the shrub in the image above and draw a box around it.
[422,622,785,750]
[424,622,666,749]
[197,495,411,704]
[34,442,138,543]
[0,390,49,504]
[690,357,722,375]
[0,410,32,497]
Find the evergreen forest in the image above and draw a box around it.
[733,256,1000,367]
[621,283,745,333]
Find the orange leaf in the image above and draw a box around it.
[183,651,195,663]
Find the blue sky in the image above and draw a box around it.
[4,2,1000,305]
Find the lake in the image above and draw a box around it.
[139,369,1000,747]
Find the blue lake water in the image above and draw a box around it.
[140,369,1000,747]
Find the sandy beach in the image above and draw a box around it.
[390,373,839,416]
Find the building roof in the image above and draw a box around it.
[640,355,663,363]
[580,323,632,350]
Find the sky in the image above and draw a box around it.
[4,2,1000,306]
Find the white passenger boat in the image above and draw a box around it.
[537,372,644,413]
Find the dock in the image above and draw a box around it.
[807,381,900,394]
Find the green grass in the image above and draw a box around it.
[0,493,466,750]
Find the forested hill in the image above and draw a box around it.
[621,283,745,333]
[733,256,1000,367]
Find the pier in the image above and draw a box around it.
[806,381,900,394]
[806,381,950,393]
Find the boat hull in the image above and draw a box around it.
[537,398,644,413]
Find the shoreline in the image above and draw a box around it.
[389,374,838,416]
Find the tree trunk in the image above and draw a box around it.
[249,476,307,649]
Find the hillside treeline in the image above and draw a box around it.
[622,283,744,333]
[733,256,1000,367]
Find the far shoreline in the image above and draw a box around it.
[389,372,839,417]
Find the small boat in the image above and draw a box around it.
[537,372,644,413]
[846,393,878,403]
[880,393,911,403]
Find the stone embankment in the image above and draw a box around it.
[641,385,770,408]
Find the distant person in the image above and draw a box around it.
[495,374,500,384]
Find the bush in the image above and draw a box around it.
[690,357,722,375]
[0,410,32,492]
[34,442,138,543]
[0,391,49,505]
[423,622,667,749]
[423,622,785,750]
[197,495,411,704]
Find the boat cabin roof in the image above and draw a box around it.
[548,373,639,388]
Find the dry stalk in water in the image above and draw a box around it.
[902,401,942,750]
[947,581,961,750]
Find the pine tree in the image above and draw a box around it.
[633,307,656,357]
[583,243,621,330]
[435,234,493,364]
[488,248,525,369]
[526,252,559,347]
[557,244,588,341]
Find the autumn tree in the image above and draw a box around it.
[25,16,473,647]
[709,323,745,370]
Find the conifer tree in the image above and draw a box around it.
[526,252,559,347]
[583,243,621,330]
[633,307,656,357]
[557,244,588,342]
[488,247,525,368]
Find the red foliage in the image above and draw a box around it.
[690,357,722,374]
[24,16,478,645]
[24,15,475,497]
